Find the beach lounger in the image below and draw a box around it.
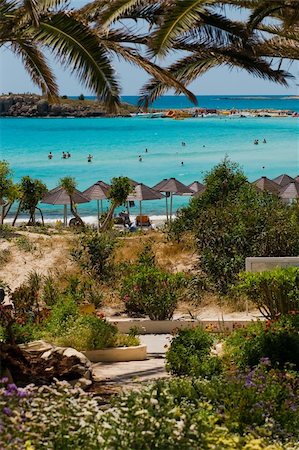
[136,215,151,227]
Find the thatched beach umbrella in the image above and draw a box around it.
[188,181,206,196]
[272,174,294,187]
[253,176,280,194]
[279,181,299,203]
[83,180,110,227]
[127,183,164,225]
[153,177,193,221]
[41,186,90,226]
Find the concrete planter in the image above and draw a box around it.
[83,344,147,362]
[108,319,258,334]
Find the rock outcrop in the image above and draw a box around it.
[0,94,133,117]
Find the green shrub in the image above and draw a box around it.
[0,248,11,265]
[63,275,103,308]
[55,315,117,350]
[166,326,222,377]
[236,267,299,319]
[225,315,299,370]
[15,235,36,252]
[71,231,116,281]
[42,298,79,337]
[121,266,183,320]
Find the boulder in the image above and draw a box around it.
[37,99,49,115]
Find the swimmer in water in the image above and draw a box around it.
[181,142,186,147]
[145,148,148,153]
[181,161,184,166]
[67,151,71,158]
[62,151,67,159]
[48,152,53,160]
[87,154,93,162]
[139,156,142,162]
[263,138,267,144]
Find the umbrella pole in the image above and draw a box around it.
[64,204,67,227]
[165,195,169,223]
[101,199,103,214]
[97,199,100,230]
[170,193,173,222]
[139,201,142,228]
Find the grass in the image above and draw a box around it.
[15,235,36,252]
[0,248,12,265]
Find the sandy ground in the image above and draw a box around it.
[0,231,75,291]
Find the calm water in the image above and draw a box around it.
[0,96,298,221]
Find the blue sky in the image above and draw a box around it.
[0,0,298,96]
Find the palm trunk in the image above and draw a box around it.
[1,202,12,224]
[12,202,22,227]
[70,197,84,227]
[101,204,116,231]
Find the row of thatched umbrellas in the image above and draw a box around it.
[41,178,204,227]
[41,173,299,227]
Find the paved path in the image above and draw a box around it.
[92,335,171,385]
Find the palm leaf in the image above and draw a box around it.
[11,40,59,100]
[35,12,121,111]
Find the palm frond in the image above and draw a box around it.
[35,12,121,111]
[11,40,59,100]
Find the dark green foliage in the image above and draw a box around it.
[121,265,183,320]
[166,326,222,377]
[18,176,47,225]
[225,315,299,370]
[237,267,299,319]
[78,94,85,100]
[169,159,299,293]
[71,231,116,281]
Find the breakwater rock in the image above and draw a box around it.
[0,94,133,117]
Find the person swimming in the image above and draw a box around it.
[181,141,186,147]
[87,154,93,162]
[67,151,71,158]
[48,152,53,160]
[263,139,267,144]
[62,151,67,159]
[181,161,184,166]
[145,148,148,153]
[254,139,259,145]
[139,156,142,162]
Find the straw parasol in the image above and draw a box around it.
[127,183,164,225]
[279,181,299,202]
[272,174,294,187]
[41,186,90,226]
[252,176,280,194]
[83,180,110,228]
[153,177,193,221]
[188,181,206,196]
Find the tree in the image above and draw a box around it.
[12,176,47,226]
[0,160,18,224]
[101,177,132,231]
[59,176,85,228]
[0,0,196,111]
[95,0,295,106]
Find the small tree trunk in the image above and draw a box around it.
[2,202,13,223]
[36,207,44,226]
[12,202,22,227]
[101,204,116,231]
[69,197,85,227]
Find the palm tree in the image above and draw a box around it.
[60,176,85,228]
[94,0,296,106]
[0,0,196,110]
[101,177,132,231]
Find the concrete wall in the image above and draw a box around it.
[246,257,299,273]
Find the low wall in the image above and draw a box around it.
[246,257,299,273]
[83,344,147,362]
[108,319,255,335]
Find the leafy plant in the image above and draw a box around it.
[0,248,11,265]
[54,315,118,350]
[236,267,299,319]
[71,231,116,281]
[121,265,183,320]
[15,235,36,252]
[166,326,222,378]
[225,315,299,370]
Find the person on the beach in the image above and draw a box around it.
[87,154,93,162]
[48,152,53,160]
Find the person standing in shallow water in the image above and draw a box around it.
[87,154,93,162]
[48,152,53,159]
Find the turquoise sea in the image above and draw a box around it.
[0,96,298,222]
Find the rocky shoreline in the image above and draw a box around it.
[0,94,135,117]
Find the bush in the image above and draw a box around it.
[121,265,183,320]
[55,315,118,350]
[71,231,116,281]
[169,160,299,294]
[225,315,299,370]
[236,267,299,319]
[42,298,79,337]
[166,326,222,377]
